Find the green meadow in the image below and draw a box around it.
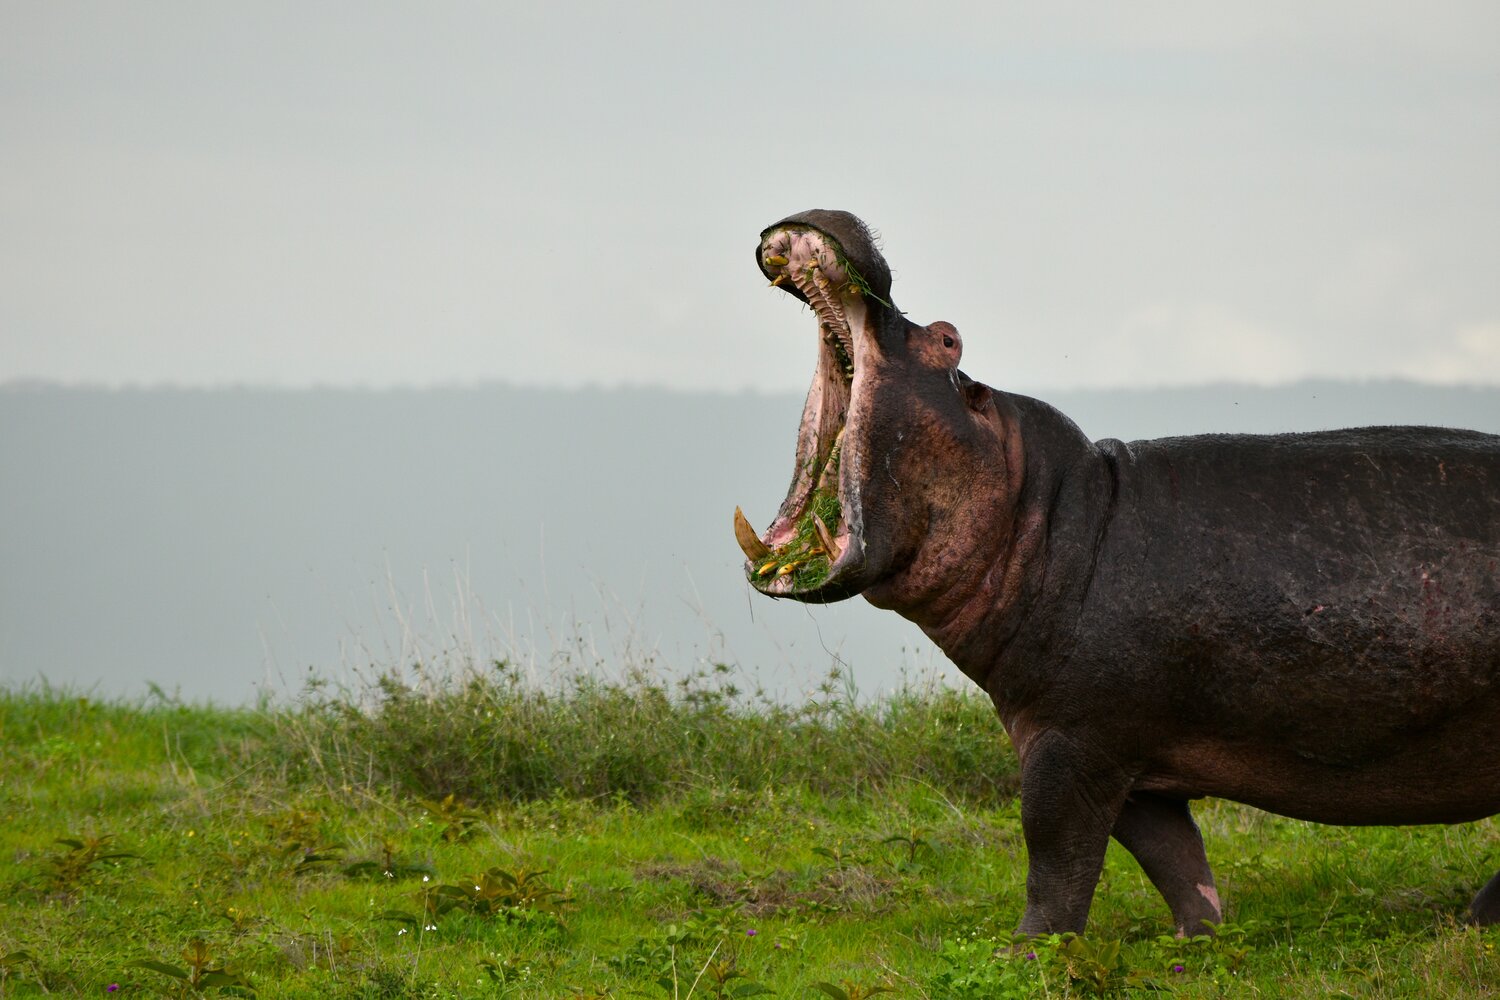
[2,662,1496,998]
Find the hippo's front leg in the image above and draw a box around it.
[1111,792,1223,936]
[1016,733,1134,935]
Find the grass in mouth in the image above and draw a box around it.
[754,489,842,590]
[833,248,890,308]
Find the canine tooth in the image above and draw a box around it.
[734,507,773,561]
[812,515,842,562]
[764,254,788,267]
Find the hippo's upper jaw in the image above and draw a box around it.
[733,211,893,601]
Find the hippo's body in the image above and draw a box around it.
[992,406,1500,825]
[735,210,1500,935]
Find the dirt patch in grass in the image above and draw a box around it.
[634,857,902,917]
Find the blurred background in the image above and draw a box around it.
[3,2,1497,701]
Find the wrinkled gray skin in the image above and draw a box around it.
[739,210,1500,936]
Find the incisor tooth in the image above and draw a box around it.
[764,254,788,267]
[812,515,842,562]
[734,507,773,562]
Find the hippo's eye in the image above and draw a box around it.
[943,335,955,348]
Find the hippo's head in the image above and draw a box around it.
[735,210,1020,612]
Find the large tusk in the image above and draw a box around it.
[734,507,773,562]
[811,514,842,562]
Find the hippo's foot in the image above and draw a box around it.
[1469,871,1500,925]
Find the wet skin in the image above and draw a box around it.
[736,210,1500,936]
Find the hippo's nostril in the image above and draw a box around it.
[943,335,955,348]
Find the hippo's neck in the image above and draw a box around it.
[912,393,1117,699]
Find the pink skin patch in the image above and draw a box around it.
[1174,884,1223,938]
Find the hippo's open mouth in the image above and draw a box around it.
[734,223,870,598]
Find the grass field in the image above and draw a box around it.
[1,661,1496,997]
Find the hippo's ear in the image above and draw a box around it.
[956,371,992,412]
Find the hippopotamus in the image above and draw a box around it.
[733,209,1500,936]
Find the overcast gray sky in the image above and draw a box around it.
[3,2,1498,392]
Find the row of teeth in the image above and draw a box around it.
[733,504,843,574]
[740,235,855,585]
[765,253,856,381]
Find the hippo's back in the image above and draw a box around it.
[1114,424,1500,581]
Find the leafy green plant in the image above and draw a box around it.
[340,838,434,880]
[1181,920,1256,977]
[383,864,571,937]
[265,809,325,855]
[262,809,346,876]
[878,827,930,866]
[928,933,1056,999]
[811,978,895,1000]
[128,938,255,996]
[1052,934,1161,994]
[811,842,870,872]
[479,952,558,988]
[673,949,773,1000]
[614,905,765,991]
[419,793,487,841]
[292,848,346,875]
[44,833,141,890]
[429,865,570,917]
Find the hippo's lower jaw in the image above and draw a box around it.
[733,223,873,600]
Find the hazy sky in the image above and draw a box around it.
[3,2,1498,392]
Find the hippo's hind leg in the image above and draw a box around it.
[1470,871,1500,925]
[1111,792,1223,936]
